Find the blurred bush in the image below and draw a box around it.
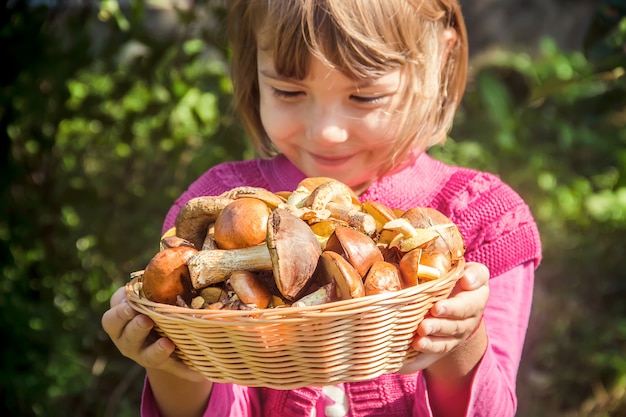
[0,0,624,416]
[432,2,626,414]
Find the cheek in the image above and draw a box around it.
[259,101,301,144]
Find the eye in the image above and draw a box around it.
[351,95,383,104]
[271,88,303,99]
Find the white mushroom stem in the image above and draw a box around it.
[416,264,441,281]
[383,218,440,252]
[326,202,377,236]
[187,245,272,289]
[285,184,313,208]
[305,180,354,211]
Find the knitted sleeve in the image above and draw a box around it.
[413,261,535,417]
[432,170,542,277]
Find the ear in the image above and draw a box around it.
[440,27,458,69]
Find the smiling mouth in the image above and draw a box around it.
[309,153,353,165]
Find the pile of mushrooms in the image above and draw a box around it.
[137,177,466,310]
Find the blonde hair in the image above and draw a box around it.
[227,0,468,174]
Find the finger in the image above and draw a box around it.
[101,300,138,340]
[397,352,443,374]
[417,316,476,338]
[116,314,156,357]
[141,339,208,382]
[139,337,177,369]
[459,262,489,290]
[430,284,489,319]
[412,334,459,354]
[110,286,127,308]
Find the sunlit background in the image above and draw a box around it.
[2,0,625,416]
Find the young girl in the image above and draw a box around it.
[102,0,542,416]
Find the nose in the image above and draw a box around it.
[306,105,349,144]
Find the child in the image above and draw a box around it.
[102,0,542,416]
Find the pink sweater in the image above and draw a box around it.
[143,153,542,417]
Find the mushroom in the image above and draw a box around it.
[213,197,271,249]
[198,286,228,305]
[401,207,466,261]
[267,208,323,300]
[305,180,356,210]
[292,283,336,307]
[187,208,322,301]
[160,235,195,250]
[285,177,345,207]
[324,226,384,277]
[302,180,376,236]
[313,251,365,300]
[219,186,285,209]
[364,261,402,296]
[398,248,442,287]
[419,250,453,276]
[201,223,218,250]
[228,270,273,309]
[308,218,348,249]
[361,200,399,233]
[141,246,198,305]
[325,202,377,237]
[174,196,233,249]
[381,218,440,252]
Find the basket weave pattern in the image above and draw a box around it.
[126,258,464,390]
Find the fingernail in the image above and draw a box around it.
[157,338,169,351]
[466,273,476,286]
[137,315,152,329]
[435,304,446,316]
[123,304,134,319]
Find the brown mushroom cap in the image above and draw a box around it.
[361,200,398,233]
[364,261,402,296]
[174,196,232,249]
[187,209,322,293]
[267,208,323,300]
[401,207,466,260]
[141,246,198,305]
[398,248,422,287]
[398,248,444,287]
[313,251,365,300]
[214,198,271,249]
[228,270,272,309]
[324,226,384,277]
[219,186,285,209]
[160,235,195,250]
[419,251,452,276]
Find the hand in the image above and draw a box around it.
[101,286,206,382]
[398,261,490,374]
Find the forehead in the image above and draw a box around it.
[253,4,425,80]
[257,46,403,91]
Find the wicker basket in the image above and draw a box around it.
[125,258,464,390]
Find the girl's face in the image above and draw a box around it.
[257,48,405,195]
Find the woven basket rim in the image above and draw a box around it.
[126,258,465,320]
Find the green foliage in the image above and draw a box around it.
[431,6,626,415]
[1,0,625,416]
[2,1,247,416]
